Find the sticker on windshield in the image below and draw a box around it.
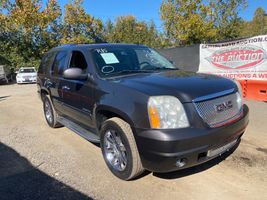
[100,53,119,64]
[96,48,108,53]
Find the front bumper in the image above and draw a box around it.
[16,77,37,83]
[135,104,249,173]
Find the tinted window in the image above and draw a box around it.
[19,68,36,73]
[39,52,55,74]
[52,51,68,76]
[69,51,88,72]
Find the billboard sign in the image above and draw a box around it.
[199,35,267,80]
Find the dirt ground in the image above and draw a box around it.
[0,83,266,200]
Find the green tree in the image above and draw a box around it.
[104,16,162,48]
[103,19,114,42]
[251,7,267,35]
[252,7,267,35]
[160,0,247,45]
[61,0,103,44]
[211,0,247,40]
[0,0,61,68]
[240,7,267,37]
[160,0,217,46]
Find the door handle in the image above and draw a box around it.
[62,86,70,90]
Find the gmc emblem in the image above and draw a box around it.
[215,100,233,112]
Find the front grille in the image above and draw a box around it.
[193,92,242,127]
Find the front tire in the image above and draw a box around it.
[100,117,144,180]
[43,95,62,128]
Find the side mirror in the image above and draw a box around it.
[63,68,88,80]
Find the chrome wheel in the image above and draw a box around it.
[44,100,53,124]
[103,130,127,171]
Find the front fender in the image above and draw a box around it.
[94,105,135,128]
[93,88,150,129]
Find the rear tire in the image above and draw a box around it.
[100,117,144,180]
[43,95,62,128]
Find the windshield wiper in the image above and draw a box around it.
[149,67,179,71]
[112,69,152,75]
[105,68,179,77]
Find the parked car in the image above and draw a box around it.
[16,67,37,84]
[0,65,12,84]
[37,44,249,180]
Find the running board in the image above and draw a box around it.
[58,117,100,143]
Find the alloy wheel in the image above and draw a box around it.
[103,130,127,171]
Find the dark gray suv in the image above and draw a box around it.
[37,43,249,180]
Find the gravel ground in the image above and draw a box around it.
[0,83,266,200]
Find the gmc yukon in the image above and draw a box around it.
[37,44,249,180]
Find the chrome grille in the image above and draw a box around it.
[193,92,242,127]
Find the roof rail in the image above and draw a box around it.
[57,44,77,47]
[57,38,108,47]
[95,35,108,43]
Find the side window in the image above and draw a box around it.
[52,51,68,76]
[39,52,55,74]
[69,51,88,72]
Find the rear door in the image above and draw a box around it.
[38,51,56,91]
[49,50,69,115]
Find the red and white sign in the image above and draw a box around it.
[199,35,267,80]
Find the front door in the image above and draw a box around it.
[59,50,95,130]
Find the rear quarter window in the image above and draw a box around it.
[39,52,56,74]
[51,51,68,76]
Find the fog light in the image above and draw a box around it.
[176,158,187,168]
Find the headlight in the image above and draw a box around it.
[147,96,189,129]
[16,75,21,78]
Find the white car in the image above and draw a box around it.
[16,67,37,84]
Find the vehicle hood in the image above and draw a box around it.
[112,70,237,103]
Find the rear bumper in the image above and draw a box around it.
[134,104,249,172]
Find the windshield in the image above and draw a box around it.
[19,68,36,73]
[91,46,176,77]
